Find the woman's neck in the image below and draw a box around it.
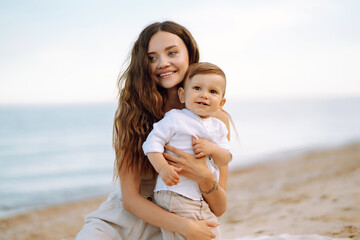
[164,87,184,113]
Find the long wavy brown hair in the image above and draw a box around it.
[113,21,200,179]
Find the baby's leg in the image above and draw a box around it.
[154,191,221,240]
[154,191,186,240]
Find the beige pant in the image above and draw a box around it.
[154,190,222,240]
[76,191,162,240]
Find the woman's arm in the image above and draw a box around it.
[120,165,218,240]
[204,109,230,215]
[164,146,227,217]
[200,165,228,217]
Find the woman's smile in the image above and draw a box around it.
[158,71,176,78]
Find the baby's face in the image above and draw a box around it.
[178,74,226,118]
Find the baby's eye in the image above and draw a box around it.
[210,90,217,94]
[148,56,157,62]
[193,86,200,90]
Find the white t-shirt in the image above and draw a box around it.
[142,109,232,201]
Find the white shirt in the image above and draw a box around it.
[142,109,232,201]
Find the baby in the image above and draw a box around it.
[142,62,232,240]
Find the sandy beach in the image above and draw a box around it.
[220,143,360,239]
[1,143,359,240]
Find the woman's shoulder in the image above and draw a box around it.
[212,109,230,125]
[212,109,231,139]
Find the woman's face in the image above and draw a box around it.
[148,31,189,90]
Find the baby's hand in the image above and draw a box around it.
[159,164,181,186]
[192,136,215,159]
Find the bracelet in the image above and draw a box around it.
[200,181,218,194]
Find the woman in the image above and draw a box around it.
[76,21,230,240]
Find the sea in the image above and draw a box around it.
[1,97,360,218]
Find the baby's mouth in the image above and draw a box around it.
[197,101,209,106]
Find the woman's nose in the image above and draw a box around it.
[157,56,170,68]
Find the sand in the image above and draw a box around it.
[220,143,360,239]
[1,143,359,240]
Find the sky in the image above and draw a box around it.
[0,0,359,105]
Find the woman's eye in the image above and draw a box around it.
[169,51,177,56]
[148,56,157,62]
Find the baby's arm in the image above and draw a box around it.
[192,137,231,166]
[147,152,181,186]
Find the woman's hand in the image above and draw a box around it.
[163,144,213,185]
[182,219,218,240]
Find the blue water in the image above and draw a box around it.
[1,97,360,218]
[0,104,117,218]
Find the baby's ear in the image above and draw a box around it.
[219,98,226,108]
[178,87,185,103]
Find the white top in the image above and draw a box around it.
[142,108,232,201]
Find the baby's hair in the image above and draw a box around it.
[182,62,226,96]
[182,62,239,138]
